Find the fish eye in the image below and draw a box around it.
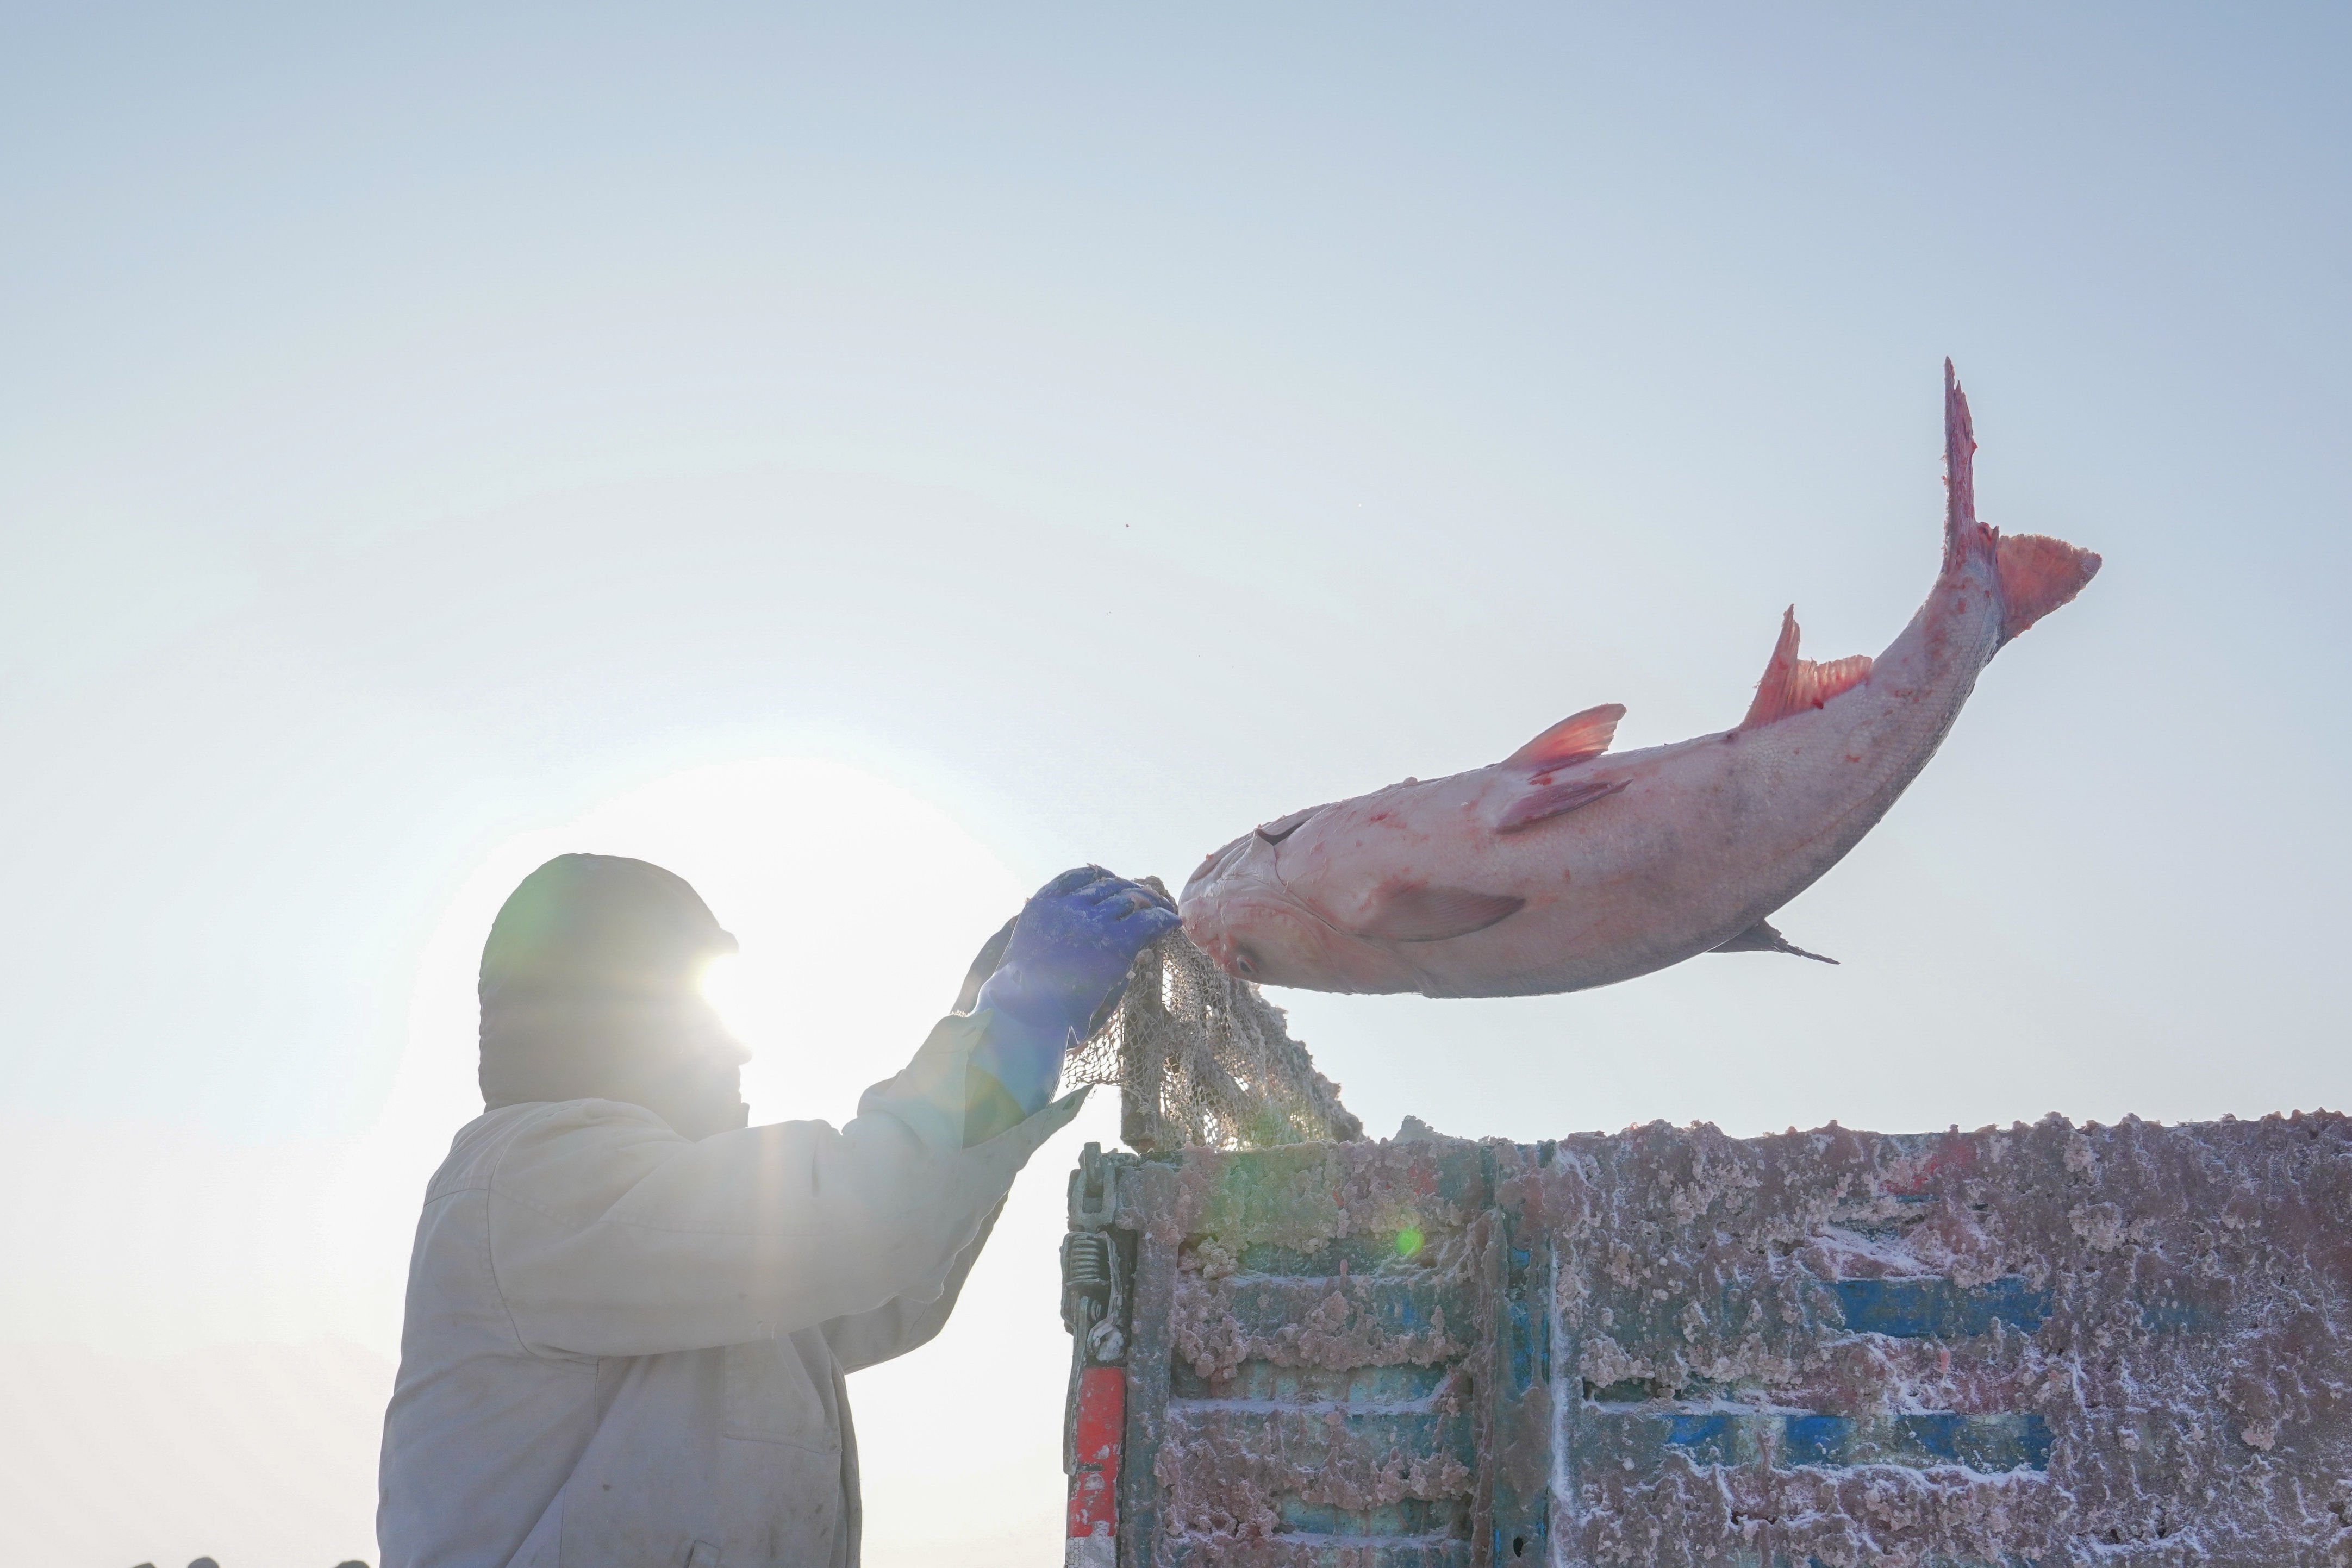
[1231,945,1261,978]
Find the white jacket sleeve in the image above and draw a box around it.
[820,1199,1004,1373]
[485,1011,1083,1359]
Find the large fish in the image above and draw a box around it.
[1181,363,2100,997]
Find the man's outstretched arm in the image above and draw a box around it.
[483,867,1176,1361]
[821,867,1182,1368]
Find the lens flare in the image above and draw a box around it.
[699,951,747,1036]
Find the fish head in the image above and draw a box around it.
[1180,830,1372,989]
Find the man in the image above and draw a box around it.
[379,854,1177,1568]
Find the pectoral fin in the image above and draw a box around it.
[1353,885,1526,944]
[1496,777,1628,833]
[1712,919,1838,964]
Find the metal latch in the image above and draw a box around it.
[1061,1141,1124,1351]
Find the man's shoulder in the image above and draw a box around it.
[428,1099,682,1201]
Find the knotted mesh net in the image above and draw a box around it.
[1060,880,1362,1155]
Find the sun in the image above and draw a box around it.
[698,949,749,1036]
[572,759,1026,1123]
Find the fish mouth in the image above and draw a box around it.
[1179,836,1346,985]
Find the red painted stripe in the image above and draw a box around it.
[1066,1365,1125,1538]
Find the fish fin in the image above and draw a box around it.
[1942,358,1987,576]
[1711,918,1838,965]
[1738,607,1873,730]
[1496,776,1628,833]
[1503,702,1625,769]
[1994,533,2101,643]
[1353,885,1526,944]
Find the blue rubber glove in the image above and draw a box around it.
[966,867,1181,1130]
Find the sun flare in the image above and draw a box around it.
[403,757,1026,1132]
[699,950,748,1038]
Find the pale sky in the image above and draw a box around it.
[3,5,2345,1564]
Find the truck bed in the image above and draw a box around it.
[1059,1113,2352,1566]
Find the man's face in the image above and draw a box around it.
[616,992,753,1140]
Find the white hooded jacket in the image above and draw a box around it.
[378,1009,1082,1568]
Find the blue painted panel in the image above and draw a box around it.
[1169,1541,1470,1568]
[1579,1408,2051,1476]
[1830,1276,2050,1339]
[2014,1414,2055,1472]
[1901,1411,1966,1460]
[1171,1359,1451,1404]
[1664,1412,1741,1465]
[1887,1413,2051,1472]
[1782,1414,1849,1465]
[1166,1406,1478,1473]
[1278,1496,1465,1536]
[1505,1301,1536,1391]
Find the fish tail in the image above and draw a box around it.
[1993,533,2102,642]
[1943,359,2103,645]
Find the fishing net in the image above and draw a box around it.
[1060,879,1363,1155]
